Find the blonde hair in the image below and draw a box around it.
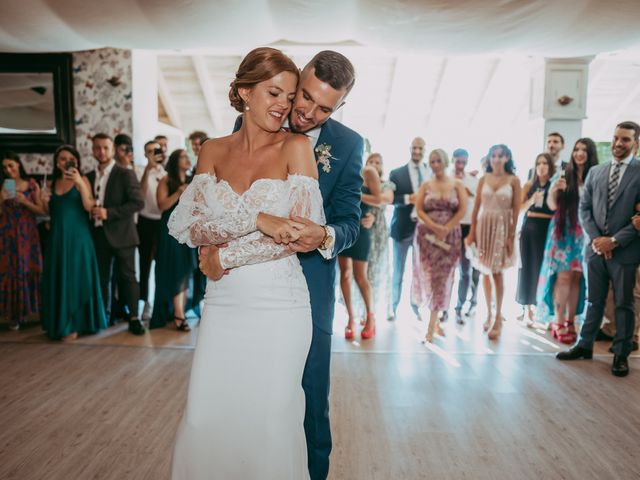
[429,148,449,168]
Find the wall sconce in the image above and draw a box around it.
[557,95,574,106]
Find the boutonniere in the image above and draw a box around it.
[315,143,334,173]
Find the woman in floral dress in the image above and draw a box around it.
[0,153,45,329]
[412,149,467,342]
[536,138,599,343]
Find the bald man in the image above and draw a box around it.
[388,137,429,321]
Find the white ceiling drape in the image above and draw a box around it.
[2,0,640,55]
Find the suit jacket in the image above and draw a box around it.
[579,158,640,265]
[87,165,145,249]
[233,116,363,334]
[389,164,418,241]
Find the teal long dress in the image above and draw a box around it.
[150,202,198,329]
[41,184,107,339]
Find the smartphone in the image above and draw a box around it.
[153,147,163,156]
[3,179,16,199]
[559,163,566,178]
[64,160,77,171]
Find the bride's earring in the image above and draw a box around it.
[244,102,250,111]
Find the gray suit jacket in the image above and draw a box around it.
[579,158,640,265]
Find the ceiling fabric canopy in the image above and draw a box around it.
[2,0,640,56]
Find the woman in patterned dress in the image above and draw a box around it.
[536,138,598,343]
[0,152,45,329]
[412,149,467,342]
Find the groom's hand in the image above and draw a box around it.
[288,215,325,252]
[199,244,229,281]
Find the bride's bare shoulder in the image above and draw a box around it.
[282,133,317,178]
[195,135,234,174]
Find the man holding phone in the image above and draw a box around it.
[137,140,167,320]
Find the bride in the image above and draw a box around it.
[168,48,324,479]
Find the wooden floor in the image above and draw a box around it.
[1,301,639,480]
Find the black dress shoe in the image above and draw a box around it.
[612,355,629,377]
[595,329,614,342]
[556,345,593,360]
[440,311,448,323]
[455,310,465,325]
[128,318,146,336]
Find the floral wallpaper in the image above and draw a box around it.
[20,48,133,175]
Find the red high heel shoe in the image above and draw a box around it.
[344,322,355,340]
[556,321,577,345]
[361,314,376,340]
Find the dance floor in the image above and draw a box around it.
[1,272,639,479]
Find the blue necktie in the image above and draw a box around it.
[416,165,424,187]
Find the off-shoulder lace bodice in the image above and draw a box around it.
[168,173,325,269]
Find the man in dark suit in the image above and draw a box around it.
[201,51,362,480]
[388,137,428,321]
[87,133,145,335]
[557,121,640,377]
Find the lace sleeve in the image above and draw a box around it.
[219,175,325,269]
[167,174,258,248]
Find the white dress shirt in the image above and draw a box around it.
[404,161,429,204]
[93,160,116,227]
[459,172,479,225]
[608,154,633,188]
[139,165,167,220]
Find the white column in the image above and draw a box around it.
[541,56,593,154]
[131,50,158,166]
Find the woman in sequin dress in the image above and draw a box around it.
[466,144,521,340]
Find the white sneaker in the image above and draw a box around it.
[141,302,152,321]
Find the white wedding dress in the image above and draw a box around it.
[168,173,325,480]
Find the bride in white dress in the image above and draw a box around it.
[168,48,324,479]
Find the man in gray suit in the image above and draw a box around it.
[557,121,640,377]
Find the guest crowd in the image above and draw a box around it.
[336,123,640,376]
[0,130,209,340]
[1,122,639,375]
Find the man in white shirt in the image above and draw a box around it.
[388,137,429,321]
[452,149,480,324]
[87,133,145,335]
[137,140,167,320]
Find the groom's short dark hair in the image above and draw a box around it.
[309,51,355,94]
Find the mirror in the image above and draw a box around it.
[0,53,75,152]
[0,73,56,134]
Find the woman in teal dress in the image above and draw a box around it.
[536,138,599,343]
[150,149,197,331]
[40,145,107,340]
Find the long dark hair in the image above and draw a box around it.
[0,152,29,184]
[165,149,187,195]
[554,137,599,239]
[531,153,556,185]
[52,145,82,182]
[485,144,516,175]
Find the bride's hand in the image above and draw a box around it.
[199,245,229,281]
[256,213,304,244]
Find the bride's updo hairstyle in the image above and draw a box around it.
[229,47,299,112]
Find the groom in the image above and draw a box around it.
[201,50,363,479]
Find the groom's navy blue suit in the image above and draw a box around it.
[234,116,363,479]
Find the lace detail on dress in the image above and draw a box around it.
[167,173,325,270]
[167,174,259,248]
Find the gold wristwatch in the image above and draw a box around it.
[319,225,334,250]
